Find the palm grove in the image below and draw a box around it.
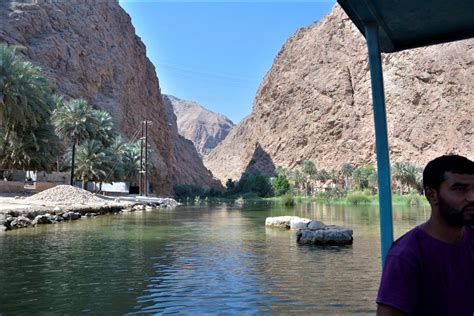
[214,159,423,202]
[0,43,141,189]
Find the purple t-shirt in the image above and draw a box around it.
[377,225,474,315]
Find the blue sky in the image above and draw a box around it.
[119,1,336,124]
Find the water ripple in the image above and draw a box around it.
[0,203,427,314]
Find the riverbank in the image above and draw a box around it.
[185,192,429,208]
[0,185,181,231]
[271,192,429,207]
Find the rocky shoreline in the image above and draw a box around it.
[0,198,181,231]
[0,185,181,231]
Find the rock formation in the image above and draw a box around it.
[0,0,220,194]
[204,5,474,183]
[164,94,234,157]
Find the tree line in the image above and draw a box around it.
[175,159,423,200]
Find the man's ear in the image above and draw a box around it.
[425,187,438,206]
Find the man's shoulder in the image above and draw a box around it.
[387,226,424,258]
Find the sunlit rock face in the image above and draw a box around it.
[164,95,234,157]
[0,0,220,194]
[204,4,474,184]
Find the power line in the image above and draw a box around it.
[155,61,261,82]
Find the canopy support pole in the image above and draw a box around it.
[365,23,394,266]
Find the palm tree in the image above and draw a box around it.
[91,110,117,147]
[51,98,95,185]
[300,160,317,195]
[0,123,59,171]
[287,169,305,194]
[368,168,378,194]
[316,169,331,182]
[392,161,406,194]
[0,43,52,138]
[121,141,141,183]
[0,44,59,173]
[340,162,355,190]
[352,167,366,190]
[73,139,113,190]
[392,161,423,194]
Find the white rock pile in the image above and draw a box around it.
[265,216,353,245]
[26,185,106,204]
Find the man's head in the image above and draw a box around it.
[423,155,474,227]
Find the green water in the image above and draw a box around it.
[0,202,429,314]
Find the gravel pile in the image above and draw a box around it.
[26,185,106,204]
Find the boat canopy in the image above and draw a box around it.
[338,0,474,53]
[337,0,474,265]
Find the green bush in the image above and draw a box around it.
[346,191,372,205]
[406,192,423,207]
[173,184,205,198]
[231,172,273,197]
[205,187,223,197]
[282,193,296,207]
[272,174,291,196]
[239,192,259,199]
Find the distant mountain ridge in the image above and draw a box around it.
[165,95,235,157]
[204,5,474,184]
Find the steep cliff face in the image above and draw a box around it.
[204,5,474,183]
[0,0,219,193]
[165,95,234,157]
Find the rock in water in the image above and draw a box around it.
[265,216,311,229]
[297,226,353,245]
[32,214,53,225]
[10,216,32,229]
[266,216,353,245]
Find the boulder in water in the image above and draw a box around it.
[265,216,310,229]
[297,226,353,245]
[32,214,53,225]
[10,216,32,229]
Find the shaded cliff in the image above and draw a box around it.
[165,94,234,157]
[0,0,219,193]
[204,5,474,183]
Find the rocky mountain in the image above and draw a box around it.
[165,94,234,157]
[0,0,219,194]
[204,5,474,184]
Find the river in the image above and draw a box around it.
[0,201,429,314]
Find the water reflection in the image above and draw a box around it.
[0,202,428,314]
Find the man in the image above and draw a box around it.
[376,155,474,316]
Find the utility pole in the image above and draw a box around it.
[139,121,144,196]
[144,118,149,197]
[139,119,152,196]
[70,135,76,186]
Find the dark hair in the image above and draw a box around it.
[423,155,474,190]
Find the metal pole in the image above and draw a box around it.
[139,121,144,196]
[365,23,394,266]
[70,135,76,186]
[144,119,148,197]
